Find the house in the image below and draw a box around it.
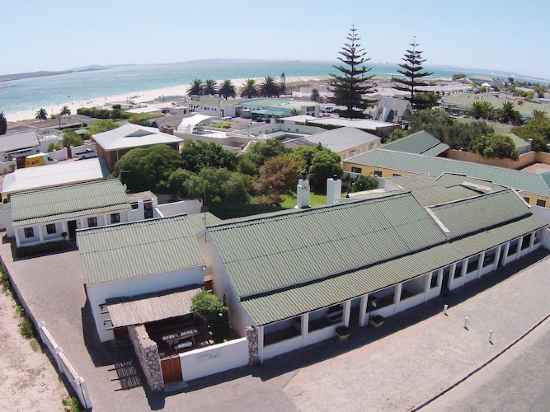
[299,117,397,138]
[188,95,240,118]
[370,97,412,124]
[92,124,184,169]
[382,130,449,156]
[9,179,131,248]
[0,131,41,171]
[237,98,320,120]
[343,149,550,207]
[282,127,381,159]
[1,157,109,198]
[150,109,190,134]
[79,213,221,389]
[202,180,547,362]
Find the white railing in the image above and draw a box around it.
[38,321,92,409]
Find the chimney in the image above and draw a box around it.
[326,176,342,206]
[296,178,310,209]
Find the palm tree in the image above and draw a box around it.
[188,79,203,96]
[60,106,71,116]
[259,76,280,98]
[35,108,48,120]
[240,79,258,98]
[218,80,236,99]
[204,80,218,95]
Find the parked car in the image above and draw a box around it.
[76,148,97,160]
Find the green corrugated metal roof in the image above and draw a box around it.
[208,192,449,300]
[346,149,550,197]
[242,213,545,325]
[11,179,129,225]
[429,190,530,238]
[78,213,220,285]
[383,130,448,155]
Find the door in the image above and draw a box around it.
[440,267,451,297]
[68,220,77,240]
[161,356,183,384]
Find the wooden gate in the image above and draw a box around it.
[161,356,182,384]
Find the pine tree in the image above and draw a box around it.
[329,26,376,119]
[392,39,434,111]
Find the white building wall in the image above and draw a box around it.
[201,233,254,336]
[86,266,205,342]
[178,337,248,381]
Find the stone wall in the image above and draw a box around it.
[128,324,164,391]
[246,326,259,365]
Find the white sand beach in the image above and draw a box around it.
[5,76,329,122]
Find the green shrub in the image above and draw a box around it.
[15,304,24,317]
[0,269,10,294]
[63,396,82,412]
[19,317,34,339]
[352,175,378,192]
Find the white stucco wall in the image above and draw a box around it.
[86,266,205,342]
[178,337,248,381]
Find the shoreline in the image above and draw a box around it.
[5,75,330,122]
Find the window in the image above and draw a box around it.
[130,202,139,210]
[454,262,464,278]
[24,227,34,239]
[508,239,519,256]
[483,249,496,267]
[535,230,542,244]
[351,167,362,174]
[110,213,120,224]
[521,234,532,250]
[430,272,439,289]
[87,217,98,227]
[537,199,547,207]
[373,170,383,177]
[46,224,56,235]
[523,197,530,204]
[392,173,401,177]
[467,255,480,273]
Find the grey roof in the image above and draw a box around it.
[11,179,129,225]
[372,97,412,122]
[304,127,380,152]
[346,149,550,197]
[93,123,183,151]
[79,213,220,285]
[383,130,449,156]
[151,110,189,129]
[0,131,39,153]
[208,187,544,325]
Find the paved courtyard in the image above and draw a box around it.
[2,240,550,411]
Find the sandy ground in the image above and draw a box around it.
[0,290,67,412]
[5,75,329,122]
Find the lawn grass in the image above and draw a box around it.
[280,193,327,209]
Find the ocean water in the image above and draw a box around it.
[0,60,539,114]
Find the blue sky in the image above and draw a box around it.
[3,0,549,78]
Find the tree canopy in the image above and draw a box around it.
[240,139,289,169]
[329,26,377,118]
[203,80,217,95]
[259,76,280,97]
[114,145,182,192]
[0,113,7,135]
[470,101,495,120]
[62,130,83,148]
[188,79,203,96]
[181,140,238,172]
[35,108,48,120]
[498,101,522,125]
[254,154,303,204]
[240,79,258,98]
[87,119,119,135]
[470,134,519,160]
[392,39,435,111]
[218,80,236,99]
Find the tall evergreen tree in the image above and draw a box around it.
[280,72,287,94]
[0,112,7,135]
[392,39,434,110]
[329,26,376,119]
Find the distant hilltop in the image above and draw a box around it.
[0,65,108,83]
